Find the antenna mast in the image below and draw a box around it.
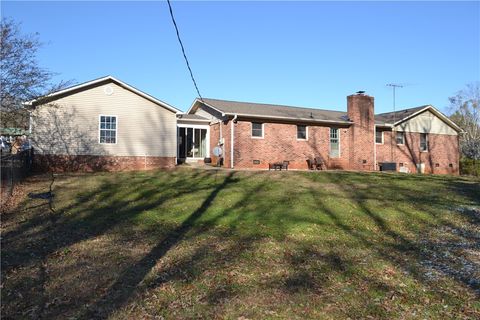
[386,83,403,163]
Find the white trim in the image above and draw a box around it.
[226,112,352,125]
[396,131,405,145]
[187,99,353,125]
[375,130,384,144]
[98,114,118,145]
[187,99,225,117]
[176,123,210,159]
[420,133,429,152]
[27,76,181,114]
[251,122,264,139]
[231,115,237,168]
[329,127,340,158]
[296,124,308,141]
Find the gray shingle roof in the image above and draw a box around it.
[200,98,351,123]
[374,106,428,125]
[195,98,432,126]
[177,114,209,121]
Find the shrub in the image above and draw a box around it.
[460,158,480,176]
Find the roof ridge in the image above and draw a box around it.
[201,97,346,114]
[375,105,430,116]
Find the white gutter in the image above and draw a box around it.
[231,115,237,168]
[222,112,353,125]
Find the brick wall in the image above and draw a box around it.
[34,155,175,172]
[231,120,350,170]
[376,130,459,174]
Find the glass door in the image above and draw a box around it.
[179,127,208,159]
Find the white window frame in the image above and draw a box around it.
[420,133,428,152]
[98,115,118,144]
[176,124,210,159]
[251,122,264,139]
[396,131,405,145]
[296,125,308,141]
[329,127,341,158]
[375,130,383,144]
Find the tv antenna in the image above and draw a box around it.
[386,83,404,163]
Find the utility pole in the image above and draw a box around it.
[386,84,403,164]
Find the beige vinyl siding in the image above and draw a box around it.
[396,110,458,136]
[32,82,177,157]
[194,105,224,121]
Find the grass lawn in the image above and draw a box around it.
[1,168,479,319]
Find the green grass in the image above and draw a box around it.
[1,169,479,319]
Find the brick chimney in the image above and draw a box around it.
[347,92,375,171]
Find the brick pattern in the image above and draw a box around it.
[231,120,350,170]
[376,130,459,174]
[34,155,175,172]
[347,94,375,171]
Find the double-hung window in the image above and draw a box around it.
[375,130,383,144]
[251,122,263,138]
[297,125,307,140]
[330,128,340,158]
[99,115,117,144]
[420,133,428,152]
[396,131,405,145]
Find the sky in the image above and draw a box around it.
[2,1,479,113]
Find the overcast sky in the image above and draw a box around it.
[3,1,479,113]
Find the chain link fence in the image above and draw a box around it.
[1,148,34,205]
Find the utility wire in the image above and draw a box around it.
[166,0,204,101]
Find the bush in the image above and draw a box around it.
[460,158,480,176]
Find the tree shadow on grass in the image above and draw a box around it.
[81,171,238,318]
[307,172,480,296]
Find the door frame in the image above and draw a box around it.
[177,124,210,160]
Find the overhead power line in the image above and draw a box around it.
[166,0,203,101]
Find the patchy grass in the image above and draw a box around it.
[1,169,479,319]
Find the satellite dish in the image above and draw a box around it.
[213,146,222,157]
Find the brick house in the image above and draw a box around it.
[30,76,462,174]
[183,92,463,174]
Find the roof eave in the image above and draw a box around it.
[27,76,181,114]
[393,105,463,132]
[224,112,353,125]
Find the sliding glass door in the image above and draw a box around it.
[178,127,208,159]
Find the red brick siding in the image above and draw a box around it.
[231,120,350,170]
[347,94,375,171]
[376,130,459,174]
[34,155,175,172]
[208,121,231,167]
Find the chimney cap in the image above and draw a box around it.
[356,90,366,95]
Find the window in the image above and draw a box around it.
[375,130,383,144]
[396,131,405,145]
[297,125,307,140]
[330,128,340,158]
[99,115,117,144]
[251,122,263,138]
[420,133,428,151]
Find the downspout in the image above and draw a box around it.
[231,114,237,169]
[373,125,377,171]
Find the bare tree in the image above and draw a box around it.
[0,18,70,129]
[449,82,480,160]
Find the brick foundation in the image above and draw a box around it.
[34,154,176,172]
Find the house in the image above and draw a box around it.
[184,93,462,174]
[29,76,180,171]
[30,76,462,174]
